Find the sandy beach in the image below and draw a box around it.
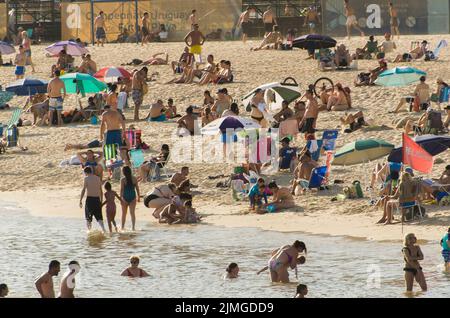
[1,35,450,242]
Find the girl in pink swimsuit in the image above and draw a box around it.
[102,182,121,233]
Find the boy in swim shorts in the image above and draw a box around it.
[14,45,26,79]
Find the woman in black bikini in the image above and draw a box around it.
[121,256,149,278]
[250,89,266,124]
[402,233,427,293]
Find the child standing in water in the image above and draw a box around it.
[102,182,121,233]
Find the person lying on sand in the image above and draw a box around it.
[394,40,428,62]
[340,111,368,133]
[354,59,388,87]
[121,256,149,278]
[65,139,102,151]
[141,52,169,66]
[251,25,283,51]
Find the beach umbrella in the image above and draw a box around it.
[292,34,337,50]
[94,67,132,83]
[60,73,107,95]
[242,78,301,114]
[5,78,48,96]
[201,116,261,135]
[374,67,426,87]
[0,41,15,55]
[388,135,450,163]
[332,139,395,166]
[45,40,88,56]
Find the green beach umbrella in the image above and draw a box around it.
[60,72,107,95]
[332,139,394,166]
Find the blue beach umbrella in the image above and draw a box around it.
[374,67,427,87]
[5,78,48,96]
[388,135,450,163]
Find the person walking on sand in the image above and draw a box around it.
[184,24,206,63]
[389,2,400,39]
[102,181,122,233]
[402,233,427,293]
[21,31,35,73]
[121,256,150,277]
[263,6,277,37]
[131,67,147,121]
[94,11,107,47]
[441,227,450,272]
[344,0,364,39]
[59,261,80,298]
[80,167,106,232]
[238,7,253,43]
[14,45,26,79]
[34,260,60,298]
[141,12,151,45]
[120,166,140,231]
[47,70,66,126]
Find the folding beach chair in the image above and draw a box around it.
[308,166,328,190]
[103,143,123,179]
[431,40,448,61]
[7,108,22,129]
[125,129,142,149]
[6,125,18,147]
[129,148,145,169]
[322,130,339,152]
[148,152,172,181]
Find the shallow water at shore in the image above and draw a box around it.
[0,201,449,298]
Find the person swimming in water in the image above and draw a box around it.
[225,263,239,279]
[295,284,308,298]
[121,256,149,278]
[102,181,122,233]
[266,241,307,283]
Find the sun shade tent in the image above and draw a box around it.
[332,139,395,166]
[292,34,337,50]
[5,78,48,96]
[45,40,89,56]
[374,67,427,87]
[242,78,301,114]
[388,135,450,163]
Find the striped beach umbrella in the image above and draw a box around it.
[332,139,394,166]
[94,67,132,83]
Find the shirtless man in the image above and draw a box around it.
[47,70,67,126]
[106,84,118,111]
[344,0,364,39]
[141,12,151,45]
[184,24,206,63]
[177,106,196,136]
[14,45,26,79]
[291,151,319,195]
[263,6,277,37]
[389,2,400,39]
[35,260,60,298]
[78,54,97,75]
[131,67,147,121]
[299,89,319,135]
[251,25,283,51]
[189,10,198,30]
[100,105,126,147]
[212,89,231,117]
[80,166,106,232]
[170,166,190,187]
[304,6,321,34]
[392,76,430,113]
[238,7,253,43]
[146,99,166,122]
[141,52,169,65]
[59,261,80,298]
[94,11,107,47]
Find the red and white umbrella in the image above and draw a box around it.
[94,67,132,83]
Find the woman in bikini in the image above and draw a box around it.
[121,256,149,278]
[250,89,267,124]
[402,233,427,293]
[144,183,177,219]
[120,166,140,231]
[267,241,307,283]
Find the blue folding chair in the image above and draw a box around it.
[322,130,339,151]
[306,139,323,162]
[308,166,328,190]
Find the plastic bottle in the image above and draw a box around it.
[91,115,98,125]
[353,181,364,198]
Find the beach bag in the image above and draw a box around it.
[424,51,435,61]
[402,53,412,62]
[425,111,443,134]
[343,185,357,199]
[438,195,450,206]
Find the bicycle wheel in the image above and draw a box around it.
[313,77,334,98]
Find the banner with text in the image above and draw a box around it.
[323,0,449,36]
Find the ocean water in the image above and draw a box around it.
[0,201,449,298]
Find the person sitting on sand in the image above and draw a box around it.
[222,102,239,117]
[77,54,97,75]
[403,110,429,135]
[183,200,201,223]
[355,59,388,87]
[139,144,170,182]
[77,150,104,180]
[340,111,368,133]
[267,241,307,283]
[402,233,427,293]
[201,106,216,127]
[212,89,231,117]
[225,263,239,279]
[251,25,283,51]
[326,83,351,111]
[165,98,181,119]
[273,101,294,124]
[203,90,215,106]
[194,54,215,83]
[334,44,352,67]
[121,256,149,278]
[101,181,121,233]
[145,99,166,122]
[140,52,169,66]
[295,284,308,298]
[248,178,268,213]
[158,192,192,224]
[177,106,197,136]
[170,166,190,187]
[213,61,233,84]
[171,47,195,74]
[378,33,397,55]
[266,181,295,212]
[279,137,297,171]
[291,151,319,195]
[394,40,428,62]
[391,76,430,113]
